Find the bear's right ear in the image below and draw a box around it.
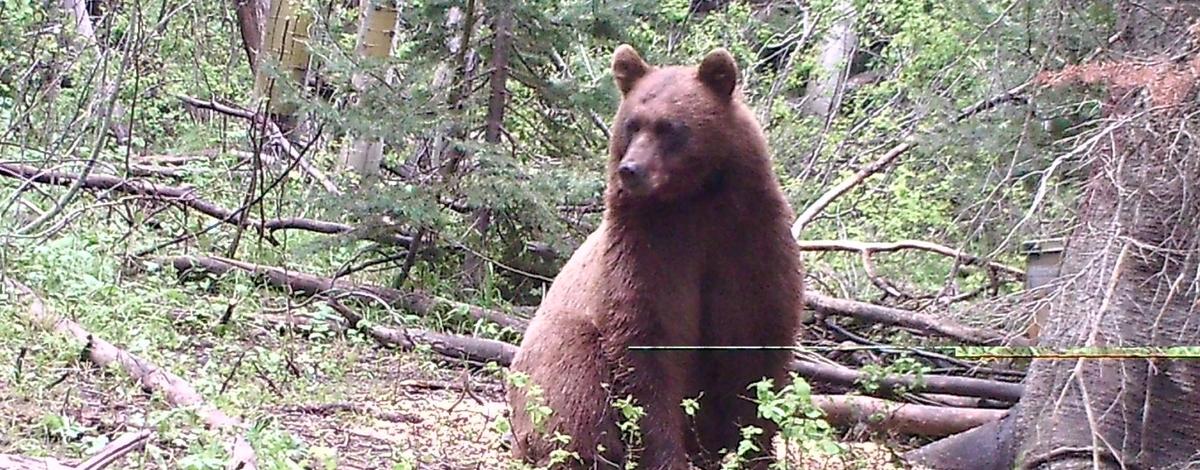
[698,48,738,98]
[612,44,649,95]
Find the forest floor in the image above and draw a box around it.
[0,262,906,469]
[0,140,921,469]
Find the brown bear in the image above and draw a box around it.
[506,44,805,470]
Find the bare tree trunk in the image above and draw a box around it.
[461,1,513,288]
[253,0,313,136]
[337,0,400,179]
[1011,3,1200,466]
[59,0,130,144]
[233,0,270,73]
[802,0,856,119]
[910,2,1200,469]
[428,0,477,176]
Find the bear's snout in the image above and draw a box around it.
[617,161,649,193]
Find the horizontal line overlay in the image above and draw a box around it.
[627,346,1200,359]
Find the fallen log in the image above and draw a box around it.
[792,359,1023,402]
[164,254,528,331]
[166,255,1022,402]
[324,299,516,366]
[902,409,1017,470]
[7,280,258,470]
[806,292,1029,346]
[813,394,1004,438]
[0,163,410,247]
[0,429,153,470]
[0,455,73,470]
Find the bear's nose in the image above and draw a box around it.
[617,162,644,184]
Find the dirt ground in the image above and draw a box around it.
[0,326,908,470]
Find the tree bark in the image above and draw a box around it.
[337,0,400,178]
[904,410,1018,470]
[1011,6,1200,466]
[802,0,857,119]
[461,0,514,288]
[253,0,313,134]
[233,0,270,73]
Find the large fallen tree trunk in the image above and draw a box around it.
[164,254,528,331]
[165,256,1012,438]
[813,394,1005,438]
[793,359,1022,402]
[7,280,258,470]
[903,410,1017,470]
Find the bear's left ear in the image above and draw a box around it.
[698,48,738,98]
[612,44,650,95]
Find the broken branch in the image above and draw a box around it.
[324,299,516,366]
[792,359,1023,402]
[176,95,341,195]
[791,82,1030,235]
[164,254,528,331]
[0,163,410,247]
[7,280,258,470]
[798,239,1025,279]
[805,292,1028,346]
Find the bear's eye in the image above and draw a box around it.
[624,119,642,134]
[654,120,685,135]
[655,119,689,151]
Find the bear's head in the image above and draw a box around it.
[605,45,767,208]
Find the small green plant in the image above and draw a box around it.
[858,355,931,395]
[681,393,703,417]
[750,373,844,468]
[39,413,87,442]
[611,394,646,470]
[722,425,764,470]
[505,371,554,431]
[546,433,581,467]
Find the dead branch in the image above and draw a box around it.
[791,82,1030,235]
[275,402,420,423]
[164,254,528,332]
[798,239,1025,279]
[7,280,258,470]
[323,299,517,366]
[135,153,211,166]
[76,429,154,470]
[176,95,341,194]
[0,455,73,470]
[791,141,914,236]
[0,163,411,247]
[806,292,1028,346]
[792,359,1022,402]
[397,377,503,394]
[813,394,1004,437]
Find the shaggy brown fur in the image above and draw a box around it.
[507,45,805,470]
